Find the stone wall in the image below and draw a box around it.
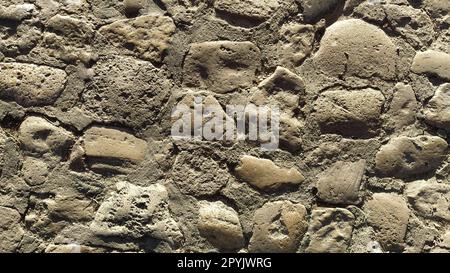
[0,0,449,253]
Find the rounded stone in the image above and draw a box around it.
[18,116,75,157]
[313,19,399,80]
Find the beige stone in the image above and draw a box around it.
[441,231,450,249]
[82,126,147,173]
[183,41,261,93]
[258,66,306,94]
[423,0,450,18]
[305,208,354,253]
[249,201,308,253]
[253,67,306,152]
[406,180,450,222]
[22,157,49,186]
[314,89,385,137]
[0,3,35,21]
[214,0,280,24]
[0,63,67,107]
[364,193,410,250]
[99,14,175,63]
[45,244,100,253]
[279,114,303,152]
[424,84,450,131]
[173,94,236,140]
[278,23,315,67]
[18,116,74,156]
[83,127,146,162]
[91,182,183,246]
[411,50,450,81]
[313,19,399,80]
[198,201,244,250]
[385,83,418,130]
[0,206,24,252]
[123,0,146,15]
[47,195,96,222]
[46,14,95,42]
[375,136,448,178]
[235,155,305,190]
[316,160,366,205]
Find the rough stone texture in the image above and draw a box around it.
[364,193,410,251]
[411,50,450,81]
[406,180,450,222]
[375,136,448,178]
[90,182,183,248]
[197,201,244,251]
[18,116,74,157]
[170,150,231,197]
[0,206,24,252]
[249,201,308,253]
[314,89,385,137]
[0,63,67,107]
[99,15,175,64]
[22,157,49,186]
[252,66,306,152]
[183,41,261,93]
[313,19,399,80]
[305,208,354,253]
[0,0,449,254]
[214,0,280,27]
[316,160,366,205]
[82,55,172,130]
[278,23,315,68]
[78,126,147,174]
[424,84,450,131]
[235,155,305,191]
[385,83,418,131]
[302,0,344,23]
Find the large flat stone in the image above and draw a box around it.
[18,116,74,157]
[99,15,175,63]
[406,180,450,222]
[90,182,183,247]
